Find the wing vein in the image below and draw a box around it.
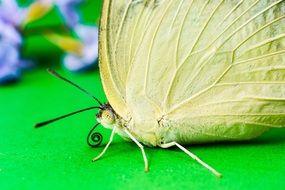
[112,0,133,88]
[232,15,285,52]
[113,1,132,54]
[162,0,194,110]
[191,0,260,55]
[216,0,284,51]
[190,98,285,108]
[166,0,284,114]
[215,81,285,86]
[126,3,145,72]
[174,0,194,67]
[234,49,285,65]
[219,0,244,25]
[163,0,224,109]
[125,3,158,89]
[229,66,285,76]
[143,0,174,112]
[186,113,285,119]
[237,33,285,57]
[168,0,185,31]
[167,80,285,114]
[178,0,224,67]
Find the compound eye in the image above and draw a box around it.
[102,110,115,124]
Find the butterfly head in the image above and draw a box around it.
[96,103,117,128]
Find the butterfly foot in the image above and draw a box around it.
[144,165,149,173]
[92,156,100,162]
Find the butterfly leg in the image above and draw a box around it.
[92,126,117,162]
[123,129,149,172]
[160,142,222,177]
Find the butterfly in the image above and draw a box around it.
[36,0,285,177]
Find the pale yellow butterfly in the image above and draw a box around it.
[98,0,285,176]
[37,0,285,177]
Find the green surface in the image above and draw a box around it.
[1,0,285,189]
[1,67,285,190]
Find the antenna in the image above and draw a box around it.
[35,106,101,128]
[47,68,103,106]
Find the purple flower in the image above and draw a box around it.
[55,0,83,27]
[0,0,27,26]
[38,0,83,27]
[63,24,98,72]
[0,0,32,84]
[0,42,21,84]
[0,19,22,46]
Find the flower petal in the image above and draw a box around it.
[63,54,96,72]
[0,42,21,84]
[0,0,27,26]
[0,20,22,46]
[62,24,99,72]
[23,1,53,25]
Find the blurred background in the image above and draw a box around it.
[0,0,102,84]
[0,0,122,188]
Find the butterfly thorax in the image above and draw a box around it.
[96,103,162,146]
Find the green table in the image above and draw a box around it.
[1,66,285,190]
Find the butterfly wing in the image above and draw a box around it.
[100,0,173,124]
[159,0,285,143]
[100,0,285,144]
[99,0,130,118]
